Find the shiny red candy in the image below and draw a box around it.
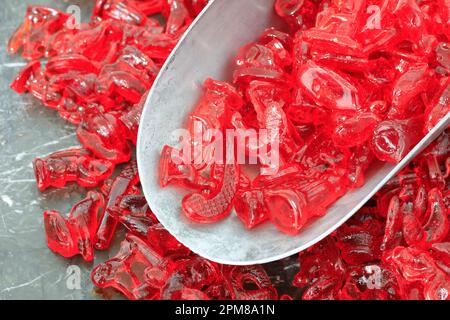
[159,145,217,191]
[109,193,156,238]
[182,164,240,223]
[293,237,345,297]
[371,116,424,162]
[120,93,148,144]
[91,233,164,300]
[44,191,105,262]
[224,265,278,300]
[160,257,220,299]
[234,188,268,229]
[95,161,140,250]
[266,177,343,234]
[160,1,448,236]
[11,0,450,301]
[8,6,71,59]
[275,0,318,31]
[77,112,132,164]
[10,0,282,302]
[297,60,362,112]
[339,264,401,300]
[33,148,115,191]
[293,131,450,300]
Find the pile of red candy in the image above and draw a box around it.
[8,0,450,300]
[294,130,450,300]
[9,0,279,301]
[8,0,207,255]
[160,0,449,235]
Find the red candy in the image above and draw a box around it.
[182,164,240,223]
[146,223,191,256]
[380,196,403,251]
[293,237,344,286]
[33,148,115,191]
[120,93,148,144]
[10,0,450,301]
[160,0,449,235]
[8,6,71,59]
[95,161,140,250]
[297,60,362,112]
[77,112,132,164]
[274,0,318,31]
[293,130,450,300]
[10,60,41,94]
[160,257,220,299]
[109,193,157,237]
[92,233,165,300]
[340,264,401,300]
[44,191,105,262]
[163,0,193,36]
[159,145,217,191]
[425,78,450,132]
[265,177,342,234]
[371,116,424,162]
[224,265,278,300]
[234,188,268,229]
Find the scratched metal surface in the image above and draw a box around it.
[0,0,299,300]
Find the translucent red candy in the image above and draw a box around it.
[8,6,71,59]
[160,1,448,235]
[293,129,450,300]
[182,164,240,223]
[159,145,217,191]
[425,78,450,132]
[33,148,115,191]
[371,116,424,162]
[108,193,156,237]
[77,112,132,164]
[93,0,161,26]
[401,188,449,248]
[336,220,384,266]
[264,176,342,234]
[163,0,193,36]
[160,257,221,299]
[146,223,191,256]
[224,265,278,300]
[91,233,164,300]
[292,237,345,294]
[339,264,402,300]
[95,161,140,250]
[234,188,268,229]
[274,0,318,31]
[44,191,104,262]
[297,60,362,112]
[120,93,148,145]
[10,0,450,301]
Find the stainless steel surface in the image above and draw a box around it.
[137,0,450,265]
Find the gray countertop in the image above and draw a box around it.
[0,0,299,300]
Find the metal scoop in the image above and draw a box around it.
[137,0,450,265]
